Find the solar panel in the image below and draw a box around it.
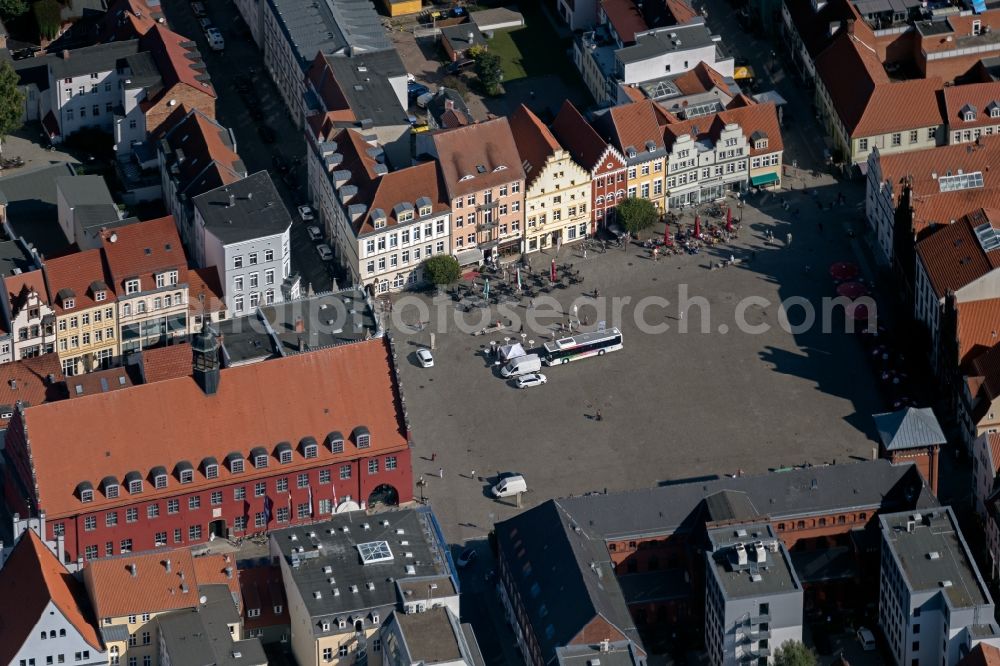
[938,171,984,192]
[357,540,393,564]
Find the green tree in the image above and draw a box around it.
[422,254,461,286]
[616,197,658,235]
[773,640,818,666]
[34,0,62,41]
[471,51,503,96]
[0,61,25,156]
[0,0,28,22]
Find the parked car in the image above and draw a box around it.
[306,225,323,241]
[205,27,225,51]
[198,17,213,30]
[450,6,467,17]
[456,547,477,568]
[257,124,276,143]
[445,58,475,75]
[515,372,547,389]
[408,82,430,99]
[492,474,527,498]
[298,205,314,221]
[416,348,434,368]
[857,627,876,651]
[190,1,206,16]
[316,244,333,261]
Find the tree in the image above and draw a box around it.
[471,50,503,96]
[616,197,658,235]
[423,254,461,286]
[0,61,25,156]
[773,640,818,666]
[34,0,62,41]
[0,0,28,22]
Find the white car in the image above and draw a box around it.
[316,244,333,261]
[515,373,547,389]
[307,225,323,241]
[298,205,314,221]
[416,349,434,368]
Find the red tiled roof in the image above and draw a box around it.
[440,108,470,129]
[139,342,193,384]
[673,62,731,96]
[604,99,665,156]
[725,93,756,109]
[662,0,698,25]
[65,366,137,399]
[509,104,564,189]
[971,342,1000,400]
[620,85,646,103]
[877,136,1000,206]
[140,24,217,100]
[99,216,187,292]
[21,337,408,519]
[601,0,647,44]
[161,110,244,197]
[910,189,1000,237]
[958,643,1000,666]
[6,269,49,309]
[783,0,868,60]
[943,82,1000,129]
[43,249,117,315]
[0,530,103,664]
[188,266,225,316]
[988,433,1000,473]
[551,100,624,173]
[0,354,64,421]
[916,209,1000,299]
[856,78,943,137]
[84,548,235,618]
[431,117,526,199]
[99,0,163,40]
[957,298,1000,366]
[238,565,289,630]
[662,102,783,156]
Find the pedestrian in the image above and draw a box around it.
[595,409,603,422]
[439,467,444,478]
[678,311,684,320]
[786,232,793,247]
[431,452,437,461]
[583,248,588,259]
[471,470,476,479]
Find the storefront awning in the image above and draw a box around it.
[750,172,779,187]
[454,248,484,266]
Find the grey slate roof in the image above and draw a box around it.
[267,0,390,69]
[556,641,644,666]
[47,40,140,79]
[873,407,947,451]
[270,507,454,633]
[192,171,291,245]
[0,163,76,256]
[392,607,465,664]
[0,239,39,277]
[157,585,267,666]
[124,51,164,92]
[616,24,716,65]
[56,175,116,208]
[323,51,408,126]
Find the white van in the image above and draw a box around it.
[492,475,527,498]
[500,353,541,378]
[205,27,225,51]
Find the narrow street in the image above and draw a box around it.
[158,0,335,293]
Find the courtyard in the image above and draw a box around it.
[388,179,884,546]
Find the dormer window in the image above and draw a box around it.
[338,618,347,629]
[176,460,194,484]
[327,432,345,454]
[352,426,371,449]
[627,148,637,158]
[755,139,768,150]
[64,298,75,309]
[125,471,142,494]
[95,291,106,302]
[151,466,168,489]
[398,210,414,223]
[251,447,269,469]
[125,279,140,295]
[372,613,380,625]
[374,219,386,229]
[459,174,474,182]
[77,481,94,503]
[202,457,219,479]
[990,102,1000,119]
[102,476,119,499]
[227,452,245,474]
[276,442,293,464]
[301,436,319,459]
[962,104,978,122]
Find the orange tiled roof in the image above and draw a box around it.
[601,0,648,44]
[140,24,217,100]
[43,249,117,315]
[957,298,1000,366]
[620,85,646,103]
[84,548,235,617]
[943,82,1000,130]
[160,109,244,197]
[0,530,103,664]
[604,99,665,156]
[673,62,731,96]
[988,433,1000,473]
[20,337,407,519]
[139,342,193,384]
[99,216,187,292]
[551,100,624,174]
[662,102,783,156]
[958,643,1000,666]
[509,104,565,189]
[188,266,225,315]
[0,354,65,420]
[971,342,1000,400]
[876,136,1000,205]
[431,117,525,199]
[6,269,49,310]
[916,208,1000,298]
[910,189,1000,237]
[99,0,163,40]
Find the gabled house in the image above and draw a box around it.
[6,270,56,362]
[510,105,592,254]
[158,107,247,253]
[43,249,120,376]
[0,530,105,666]
[320,129,451,293]
[872,406,948,494]
[594,99,668,211]
[962,344,1000,454]
[191,172,296,316]
[943,82,1000,145]
[551,100,628,234]
[55,174,125,249]
[99,0,165,42]
[428,118,526,265]
[99,216,189,354]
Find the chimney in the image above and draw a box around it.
[467,31,474,44]
[192,323,221,396]
[297,336,305,352]
[735,542,748,565]
[225,566,233,579]
[128,563,137,577]
[294,316,305,333]
[8,379,16,390]
[445,99,454,111]
[847,19,855,36]
[228,193,236,207]
[165,559,171,573]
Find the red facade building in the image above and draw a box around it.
[2,333,413,564]
[551,100,628,234]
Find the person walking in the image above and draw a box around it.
[595,409,603,422]
[786,232,793,247]
[438,467,444,478]
[471,470,476,480]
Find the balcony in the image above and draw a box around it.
[477,199,500,211]
[477,221,499,232]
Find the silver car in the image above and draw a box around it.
[316,244,333,261]
[416,349,434,368]
[515,373,547,389]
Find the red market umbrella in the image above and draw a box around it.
[725,207,733,233]
[836,281,869,299]
[550,258,557,283]
[694,215,702,238]
[664,222,671,243]
[829,261,859,281]
[847,302,872,321]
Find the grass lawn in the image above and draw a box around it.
[485,7,577,82]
